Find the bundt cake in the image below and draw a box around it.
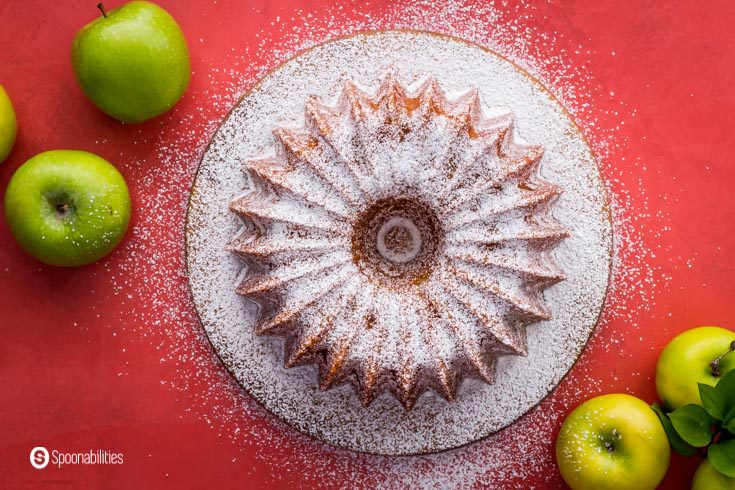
[228,71,569,410]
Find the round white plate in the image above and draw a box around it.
[186,30,612,455]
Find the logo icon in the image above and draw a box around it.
[30,447,49,469]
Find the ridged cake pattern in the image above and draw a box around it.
[228,72,569,409]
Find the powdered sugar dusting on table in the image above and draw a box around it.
[100,1,673,487]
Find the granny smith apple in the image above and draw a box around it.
[4,150,131,266]
[0,84,17,163]
[556,394,670,490]
[656,326,735,410]
[693,459,735,490]
[71,1,190,123]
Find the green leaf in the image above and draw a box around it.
[651,403,697,456]
[708,440,735,478]
[725,418,735,435]
[668,404,712,447]
[725,405,735,433]
[718,370,735,412]
[723,406,735,435]
[700,382,727,420]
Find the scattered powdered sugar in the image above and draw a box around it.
[187,31,612,455]
[100,0,673,486]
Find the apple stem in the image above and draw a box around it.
[709,340,735,377]
[97,3,107,18]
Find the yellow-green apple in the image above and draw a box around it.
[0,84,17,163]
[656,326,735,410]
[4,150,131,266]
[693,459,735,490]
[71,1,190,123]
[556,394,670,490]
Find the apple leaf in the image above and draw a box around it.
[718,370,735,412]
[708,440,735,478]
[724,405,735,435]
[700,383,726,420]
[725,418,735,435]
[651,403,697,456]
[667,404,712,447]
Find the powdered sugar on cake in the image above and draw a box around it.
[228,73,569,409]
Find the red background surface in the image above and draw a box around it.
[2,0,735,488]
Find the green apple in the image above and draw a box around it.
[71,1,190,123]
[693,459,735,490]
[556,394,670,490]
[0,84,17,163]
[656,326,735,410]
[4,150,131,266]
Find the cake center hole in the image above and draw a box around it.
[376,217,422,264]
[351,196,444,288]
